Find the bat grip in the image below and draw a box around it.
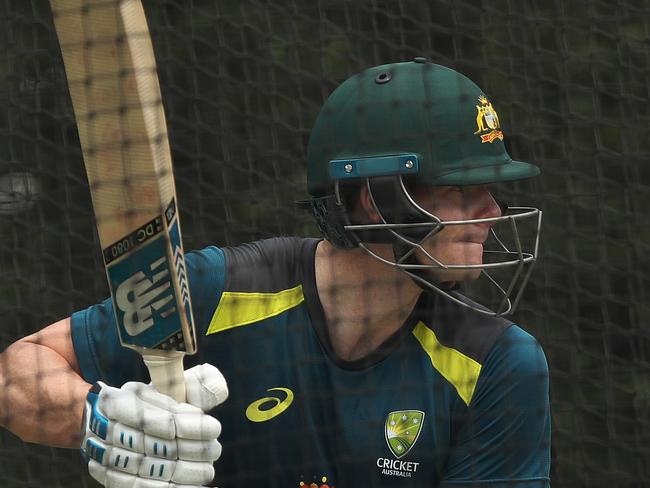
[142,351,186,402]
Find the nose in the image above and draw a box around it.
[473,186,502,222]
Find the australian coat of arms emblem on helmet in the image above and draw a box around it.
[474,95,504,143]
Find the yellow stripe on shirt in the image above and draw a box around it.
[412,321,482,406]
[206,284,305,335]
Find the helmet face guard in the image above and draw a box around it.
[345,178,541,317]
[305,60,543,316]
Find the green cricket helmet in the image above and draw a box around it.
[304,58,542,317]
[307,58,539,196]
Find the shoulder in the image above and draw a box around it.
[463,324,549,418]
[185,237,318,273]
[478,325,549,388]
[222,237,315,265]
[414,293,547,405]
[424,292,547,372]
[412,293,512,406]
[221,237,319,292]
[422,292,514,366]
[185,245,226,277]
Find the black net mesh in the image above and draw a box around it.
[1,0,649,487]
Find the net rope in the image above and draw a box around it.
[0,0,649,487]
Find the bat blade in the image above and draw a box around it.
[50,0,196,401]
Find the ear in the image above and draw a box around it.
[358,184,382,223]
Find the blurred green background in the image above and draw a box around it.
[0,0,648,486]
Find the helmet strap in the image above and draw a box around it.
[306,195,359,249]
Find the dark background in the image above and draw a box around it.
[1,0,649,486]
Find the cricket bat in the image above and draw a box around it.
[50,0,196,401]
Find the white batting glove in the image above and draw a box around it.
[80,364,228,488]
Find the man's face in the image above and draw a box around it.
[411,185,502,283]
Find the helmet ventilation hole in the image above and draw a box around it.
[375,72,392,84]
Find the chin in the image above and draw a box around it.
[416,242,485,282]
[448,243,484,274]
[423,264,483,285]
[460,268,483,281]
[437,254,485,283]
[444,268,482,283]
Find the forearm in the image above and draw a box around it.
[0,340,90,448]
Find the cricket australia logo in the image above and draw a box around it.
[474,95,504,143]
[376,410,424,478]
[115,256,175,336]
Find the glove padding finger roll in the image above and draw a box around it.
[81,363,228,488]
[184,363,229,411]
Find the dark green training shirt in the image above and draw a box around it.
[71,237,551,487]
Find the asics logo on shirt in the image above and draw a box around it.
[245,387,294,422]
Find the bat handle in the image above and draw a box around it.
[142,351,186,402]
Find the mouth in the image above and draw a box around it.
[457,224,491,245]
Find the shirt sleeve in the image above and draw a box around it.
[440,325,551,488]
[70,246,227,386]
